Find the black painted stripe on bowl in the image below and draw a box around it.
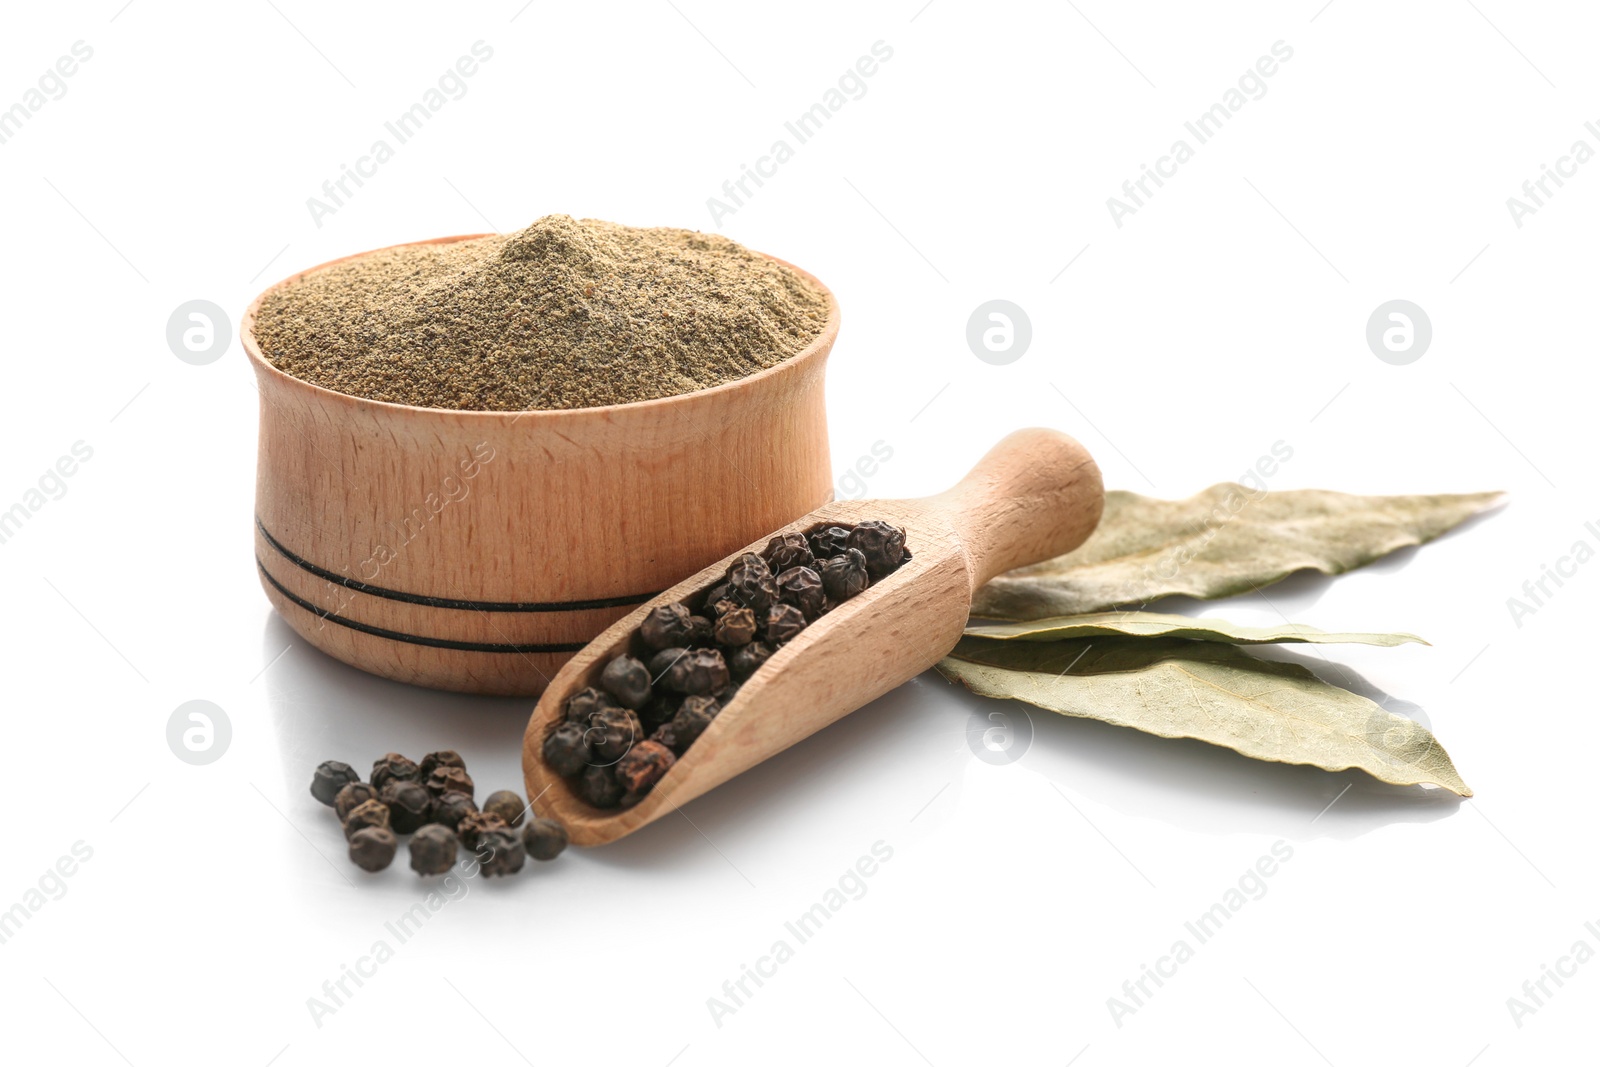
[255,518,661,612]
[257,559,589,654]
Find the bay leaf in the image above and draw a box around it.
[937,636,1471,795]
[964,610,1425,647]
[971,485,1505,620]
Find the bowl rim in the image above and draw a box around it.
[239,231,841,421]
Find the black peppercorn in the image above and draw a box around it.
[409,824,457,876]
[417,750,466,780]
[588,705,642,762]
[425,765,475,800]
[764,531,814,573]
[565,686,620,725]
[670,694,719,749]
[640,603,697,650]
[665,648,730,696]
[344,798,391,840]
[765,603,807,644]
[707,596,741,620]
[775,565,826,620]
[712,605,758,646]
[725,553,778,612]
[848,520,907,579]
[348,827,397,872]
[431,790,479,832]
[370,753,420,790]
[650,722,681,754]
[810,525,853,559]
[542,721,591,776]
[600,654,652,710]
[578,763,624,809]
[727,640,773,680]
[820,548,870,602]
[616,740,676,796]
[334,781,379,821]
[456,810,509,852]
[638,689,680,733]
[482,790,526,827]
[701,580,733,612]
[687,614,714,645]
[647,647,688,683]
[522,817,569,861]
[311,760,360,806]
[476,828,526,876]
[380,779,432,834]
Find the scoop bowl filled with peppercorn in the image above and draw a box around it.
[521,427,1104,845]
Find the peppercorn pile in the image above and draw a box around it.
[543,520,909,810]
[309,751,570,876]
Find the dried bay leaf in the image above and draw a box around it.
[937,636,1471,795]
[971,485,1505,620]
[964,611,1425,647]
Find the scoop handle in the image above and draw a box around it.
[926,427,1104,592]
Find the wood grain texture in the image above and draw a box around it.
[522,428,1104,845]
[242,234,840,695]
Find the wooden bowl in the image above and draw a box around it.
[241,234,840,696]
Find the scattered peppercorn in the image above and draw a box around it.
[425,765,475,800]
[348,827,398,872]
[317,751,566,878]
[641,603,697,650]
[457,810,510,851]
[311,760,360,806]
[344,798,391,840]
[370,753,420,791]
[482,790,527,827]
[380,779,433,834]
[409,825,458,876]
[334,781,379,821]
[475,828,526,877]
[820,547,870,602]
[417,750,466,780]
[431,790,479,832]
[523,818,569,861]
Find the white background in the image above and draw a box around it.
[1,2,1594,1064]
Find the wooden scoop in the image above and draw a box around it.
[520,428,1103,845]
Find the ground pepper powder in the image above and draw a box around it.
[253,215,831,411]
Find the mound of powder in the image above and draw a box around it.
[251,215,832,411]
